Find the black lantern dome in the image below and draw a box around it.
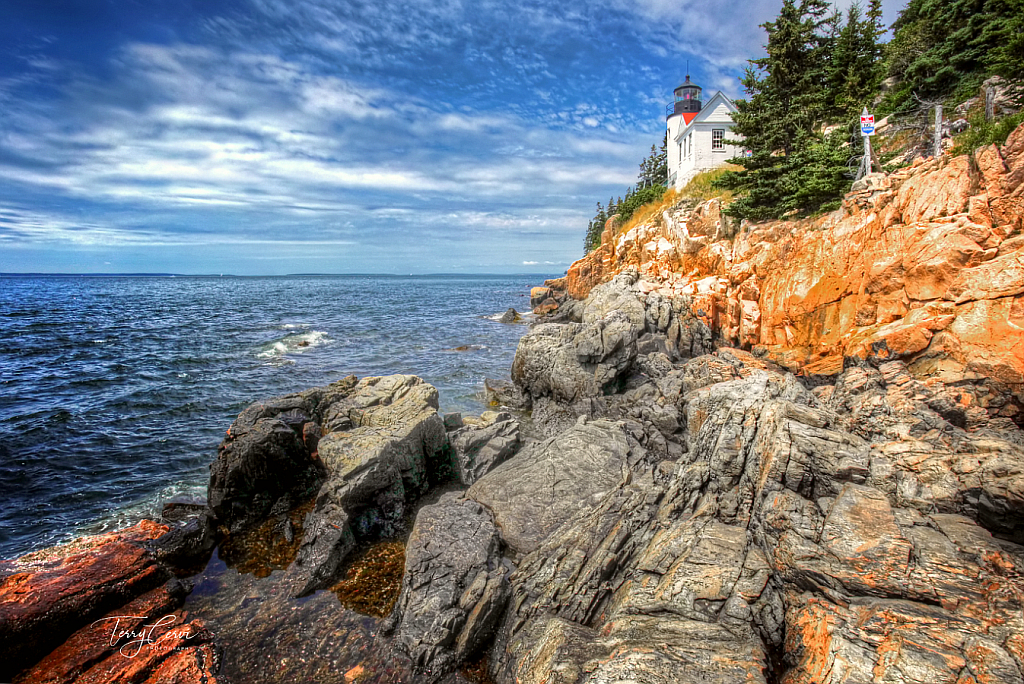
[669,75,702,118]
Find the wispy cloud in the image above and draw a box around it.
[0,0,905,273]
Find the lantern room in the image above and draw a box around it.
[669,75,702,118]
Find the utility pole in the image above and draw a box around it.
[933,104,943,158]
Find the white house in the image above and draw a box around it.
[666,76,741,191]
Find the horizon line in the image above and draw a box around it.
[0,271,564,278]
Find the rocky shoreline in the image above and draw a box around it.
[2,127,1024,683]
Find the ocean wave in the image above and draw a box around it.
[257,330,330,359]
[482,310,533,323]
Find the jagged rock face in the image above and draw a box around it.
[208,376,360,531]
[467,418,641,556]
[209,417,322,531]
[565,123,1024,423]
[383,493,507,680]
[292,375,447,596]
[448,412,522,486]
[481,342,1024,683]
[208,374,448,597]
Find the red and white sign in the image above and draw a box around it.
[860,113,875,136]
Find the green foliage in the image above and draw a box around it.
[951,110,1024,155]
[718,0,881,221]
[618,185,667,222]
[826,0,885,121]
[638,133,668,188]
[884,0,1024,112]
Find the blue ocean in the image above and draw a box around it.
[0,274,541,560]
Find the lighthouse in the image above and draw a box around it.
[665,75,740,190]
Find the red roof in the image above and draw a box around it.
[682,112,698,125]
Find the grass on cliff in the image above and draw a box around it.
[679,164,741,202]
[609,164,742,242]
[614,187,682,238]
[952,110,1024,156]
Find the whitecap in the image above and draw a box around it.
[257,330,330,359]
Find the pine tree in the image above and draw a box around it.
[884,0,1022,110]
[827,2,885,122]
[717,0,836,220]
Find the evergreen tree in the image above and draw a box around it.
[717,0,836,220]
[638,133,669,187]
[988,0,1024,105]
[827,2,885,121]
[884,0,1023,110]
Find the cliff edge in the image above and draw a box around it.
[562,123,1024,424]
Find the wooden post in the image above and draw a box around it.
[985,86,995,121]
[933,105,943,158]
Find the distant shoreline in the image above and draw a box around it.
[0,272,561,279]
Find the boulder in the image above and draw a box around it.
[581,272,645,326]
[383,493,507,679]
[467,418,638,555]
[499,308,521,324]
[511,311,639,404]
[208,417,323,531]
[449,412,522,485]
[208,374,449,597]
[290,375,447,595]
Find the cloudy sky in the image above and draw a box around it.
[0,0,901,275]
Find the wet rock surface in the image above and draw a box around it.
[0,520,173,680]
[384,493,507,680]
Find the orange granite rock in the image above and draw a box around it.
[14,584,219,684]
[563,123,1024,414]
[0,520,170,680]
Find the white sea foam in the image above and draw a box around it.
[257,330,330,359]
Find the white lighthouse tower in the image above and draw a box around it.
[665,75,740,190]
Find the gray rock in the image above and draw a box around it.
[449,413,522,485]
[384,493,507,680]
[467,418,638,555]
[210,374,449,597]
[582,273,645,326]
[499,308,521,324]
[511,311,638,404]
[208,417,324,531]
[290,375,447,594]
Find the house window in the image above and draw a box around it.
[712,129,725,151]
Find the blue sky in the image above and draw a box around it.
[0,0,901,275]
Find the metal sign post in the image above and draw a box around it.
[857,107,876,180]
